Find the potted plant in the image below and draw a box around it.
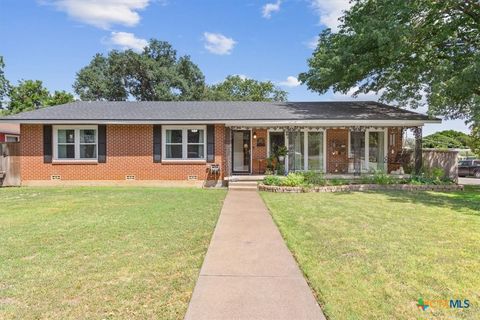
[276,145,288,162]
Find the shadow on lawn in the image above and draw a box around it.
[334,185,480,216]
[377,185,480,216]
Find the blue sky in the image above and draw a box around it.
[0,0,469,134]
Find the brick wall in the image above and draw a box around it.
[251,128,268,174]
[20,124,225,182]
[326,129,349,174]
[387,127,403,172]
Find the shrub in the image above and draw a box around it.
[263,175,283,186]
[430,167,445,180]
[301,171,326,186]
[327,178,349,186]
[371,170,396,185]
[281,173,305,187]
[358,175,374,184]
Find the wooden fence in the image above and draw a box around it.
[0,142,21,186]
[402,148,459,179]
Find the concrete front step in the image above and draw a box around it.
[228,181,259,190]
[229,186,258,190]
[226,175,265,182]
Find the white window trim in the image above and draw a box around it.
[162,125,207,161]
[5,134,19,142]
[267,128,327,173]
[53,125,98,162]
[348,129,388,172]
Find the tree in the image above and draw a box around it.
[74,40,206,101]
[299,0,479,125]
[7,80,74,114]
[46,90,75,106]
[0,56,10,109]
[469,127,480,157]
[423,130,471,149]
[73,53,127,101]
[204,75,287,102]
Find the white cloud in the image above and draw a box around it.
[310,0,352,32]
[203,32,236,55]
[279,76,301,87]
[109,31,148,51]
[262,1,281,19]
[46,0,151,29]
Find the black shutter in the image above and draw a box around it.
[43,125,52,163]
[98,125,107,163]
[206,125,215,163]
[153,125,162,163]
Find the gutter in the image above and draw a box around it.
[0,119,441,126]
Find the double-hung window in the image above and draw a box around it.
[163,126,206,160]
[54,126,98,161]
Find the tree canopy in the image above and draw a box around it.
[299,0,479,126]
[470,126,480,157]
[7,80,74,114]
[422,130,471,149]
[0,56,10,109]
[74,40,287,102]
[203,75,287,102]
[74,40,205,101]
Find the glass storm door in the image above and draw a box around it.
[232,130,251,173]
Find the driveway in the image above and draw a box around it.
[458,177,480,185]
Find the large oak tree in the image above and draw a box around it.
[74,40,288,102]
[204,75,287,102]
[299,0,479,126]
[74,40,205,101]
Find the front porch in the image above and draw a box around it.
[224,126,423,177]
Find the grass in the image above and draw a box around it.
[261,186,480,319]
[0,187,226,320]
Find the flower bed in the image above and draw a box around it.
[259,183,464,193]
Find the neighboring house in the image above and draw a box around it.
[0,123,20,142]
[0,101,439,185]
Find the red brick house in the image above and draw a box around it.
[0,123,20,142]
[0,101,439,186]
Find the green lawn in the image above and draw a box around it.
[0,187,226,320]
[261,186,480,319]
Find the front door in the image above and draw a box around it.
[232,130,251,174]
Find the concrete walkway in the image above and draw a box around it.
[185,191,326,320]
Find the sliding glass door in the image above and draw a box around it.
[307,132,324,171]
[349,130,386,172]
[288,132,304,171]
[368,131,385,171]
[286,130,324,172]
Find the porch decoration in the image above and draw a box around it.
[256,137,265,147]
[266,145,288,175]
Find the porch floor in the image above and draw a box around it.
[226,174,411,181]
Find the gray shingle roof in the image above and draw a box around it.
[0,101,438,122]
